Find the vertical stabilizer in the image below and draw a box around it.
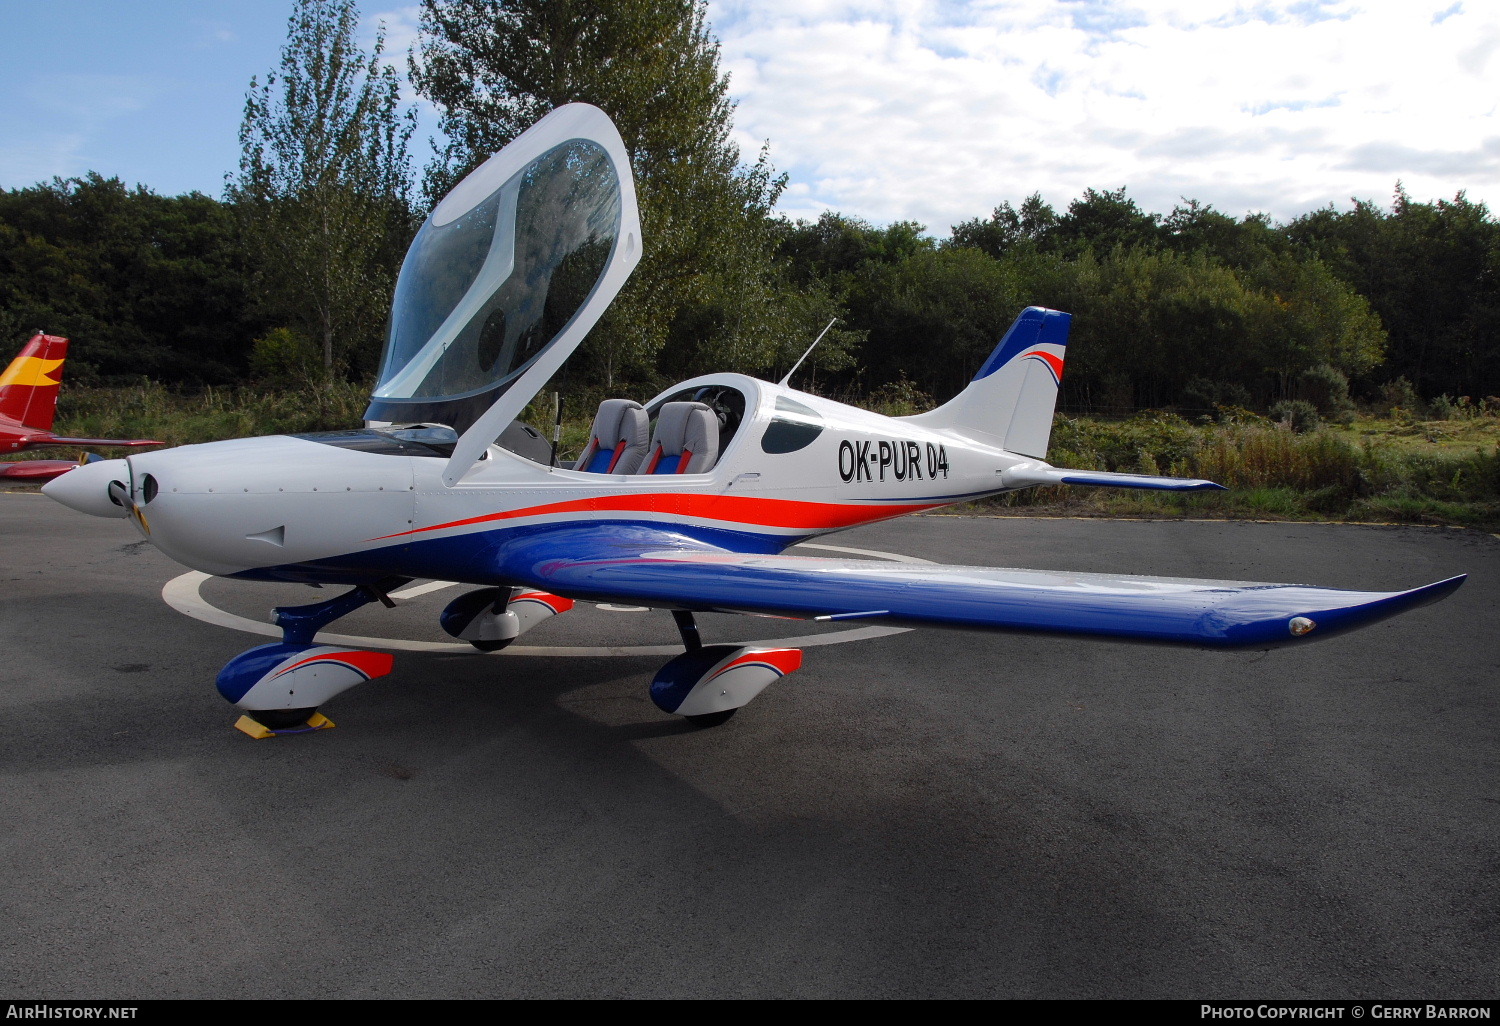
[0,334,68,431]
[903,308,1069,458]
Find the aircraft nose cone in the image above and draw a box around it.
[42,457,132,519]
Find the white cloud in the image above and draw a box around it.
[365,5,423,62]
[189,19,238,48]
[366,5,444,162]
[709,0,1500,230]
[0,132,88,187]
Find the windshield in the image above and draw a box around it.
[372,139,621,416]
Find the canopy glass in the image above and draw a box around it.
[368,138,622,430]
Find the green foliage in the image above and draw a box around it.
[777,212,937,284]
[948,194,1056,260]
[1286,185,1500,401]
[250,327,323,385]
[51,381,373,447]
[1163,201,1289,269]
[0,175,253,382]
[1377,376,1422,417]
[799,193,1399,414]
[1181,377,1255,417]
[843,245,1028,398]
[858,376,935,417]
[1048,187,1163,256]
[1243,253,1386,391]
[230,0,415,382]
[1049,410,1201,473]
[1297,363,1356,423]
[1269,399,1322,433]
[1428,394,1481,421]
[983,412,1499,529]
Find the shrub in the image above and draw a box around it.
[1269,399,1321,433]
[1182,377,1254,420]
[1378,377,1421,418]
[250,328,322,386]
[1429,394,1479,421]
[864,375,935,417]
[1298,364,1356,424]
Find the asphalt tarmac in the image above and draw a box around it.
[1,490,1495,999]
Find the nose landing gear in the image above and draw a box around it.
[216,577,408,738]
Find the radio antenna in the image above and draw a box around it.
[548,391,562,469]
[778,318,838,388]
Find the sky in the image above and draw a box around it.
[1,0,1496,234]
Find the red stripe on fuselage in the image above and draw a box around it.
[368,493,948,542]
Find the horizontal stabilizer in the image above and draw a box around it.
[45,435,162,448]
[1006,467,1227,492]
[1,459,78,483]
[495,524,1465,650]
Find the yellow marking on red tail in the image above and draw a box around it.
[0,356,64,389]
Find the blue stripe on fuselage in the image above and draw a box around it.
[227,517,795,588]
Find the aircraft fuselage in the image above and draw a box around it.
[46,372,1046,588]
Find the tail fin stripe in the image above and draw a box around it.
[1022,350,1065,386]
[973,307,1069,381]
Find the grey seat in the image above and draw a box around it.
[644,402,719,474]
[576,399,649,474]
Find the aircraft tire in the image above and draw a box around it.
[684,709,737,728]
[469,639,514,653]
[248,707,320,730]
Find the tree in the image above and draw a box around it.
[1288,185,1500,399]
[1048,187,1163,256]
[1244,254,1386,398]
[230,0,415,383]
[0,175,252,383]
[1162,200,1287,269]
[948,193,1057,259]
[411,0,795,388]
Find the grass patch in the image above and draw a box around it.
[979,411,1500,531]
[51,381,373,446]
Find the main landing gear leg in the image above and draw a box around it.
[649,611,804,728]
[216,576,410,738]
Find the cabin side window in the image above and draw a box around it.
[759,396,824,454]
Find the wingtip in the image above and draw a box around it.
[1290,573,1467,643]
[1413,574,1467,601]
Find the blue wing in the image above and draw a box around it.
[495,524,1464,649]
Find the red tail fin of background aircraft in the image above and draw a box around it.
[0,333,67,431]
[1,333,161,483]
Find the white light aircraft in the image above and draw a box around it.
[44,105,1465,737]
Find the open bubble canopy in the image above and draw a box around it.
[365,105,641,454]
